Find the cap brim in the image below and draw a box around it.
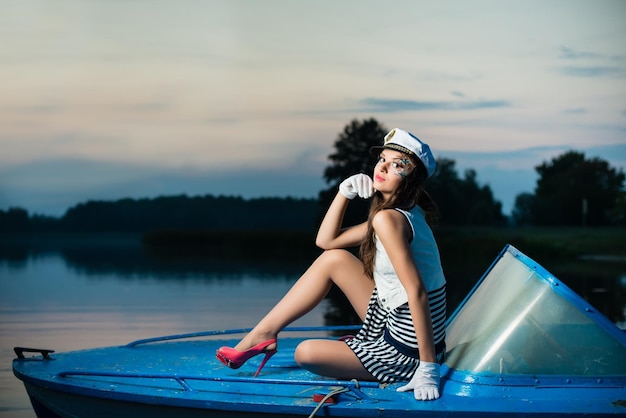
[370,144,414,156]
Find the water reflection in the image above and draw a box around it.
[2,239,624,327]
[0,246,328,418]
[1,240,624,418]
[5,243,311,279]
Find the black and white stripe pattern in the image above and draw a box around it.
[346,286,446,383]
[429,284,447,346]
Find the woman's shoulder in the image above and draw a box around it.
[372,209,412,235]
[372,208,404,221]
[373,207,416,222]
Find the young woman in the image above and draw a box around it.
[216,128,447,401]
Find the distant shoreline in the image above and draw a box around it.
[2,226,625,263]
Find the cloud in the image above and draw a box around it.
[1,104,64,114]
[558,46,605,60]
[358,98,512,113]
[562,108,587,114]
[558,66,626,78]
[443,143,626,172]
[556,46,626,78]
[121,102,172,113]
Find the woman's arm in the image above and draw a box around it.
[315,191,368,250]
[372,210,436,362]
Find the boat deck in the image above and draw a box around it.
[13,329,626,417]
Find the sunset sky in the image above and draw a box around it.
[1,0,625,216]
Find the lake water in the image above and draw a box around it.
[0,249,332,418]
[1,244,624,418]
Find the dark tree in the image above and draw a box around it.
[318,118,388,226]
[609,191,626,225]
[426,159,505,226]
[322,118,388,184]
[0,207,29,232]
[531,151,625,226]
[60,196,320,233]
[511,192,535,226]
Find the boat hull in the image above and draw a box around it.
[24,383,278,418]
[14,334,626,417]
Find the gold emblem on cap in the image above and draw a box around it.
[384,129,396,144]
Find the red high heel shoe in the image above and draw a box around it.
[216,339,277,377]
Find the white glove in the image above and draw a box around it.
[339,174,374,200]
[397,361,440,401]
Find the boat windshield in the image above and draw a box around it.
[445,245,626,376]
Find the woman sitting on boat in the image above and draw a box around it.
[217,128,447,401]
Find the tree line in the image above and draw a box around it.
[0,196,321,233]
[1,118,624,234]
[512,150,625,226]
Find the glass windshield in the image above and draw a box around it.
[445,246,626,376]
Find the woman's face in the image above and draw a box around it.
[372,149,414,198]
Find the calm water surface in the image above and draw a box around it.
[1,244,624,418]
[0,251,330,418]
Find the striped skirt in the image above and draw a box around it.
[345,287,446,383]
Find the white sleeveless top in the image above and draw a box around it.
[373,207,446,311]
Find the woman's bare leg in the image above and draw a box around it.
[234,249,374,351]
[295,339,375,380]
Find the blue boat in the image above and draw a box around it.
[12,245,626,417]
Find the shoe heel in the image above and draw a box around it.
[216,338,278,375]
[254,350,277,377]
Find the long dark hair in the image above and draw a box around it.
[359,153,438,279]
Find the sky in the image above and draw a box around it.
[1,0,625,217]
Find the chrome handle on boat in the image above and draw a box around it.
[14,347,55,360]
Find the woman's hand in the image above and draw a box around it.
[339,174,374,200]
[397,361,440,400]
[315,175,370,249]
